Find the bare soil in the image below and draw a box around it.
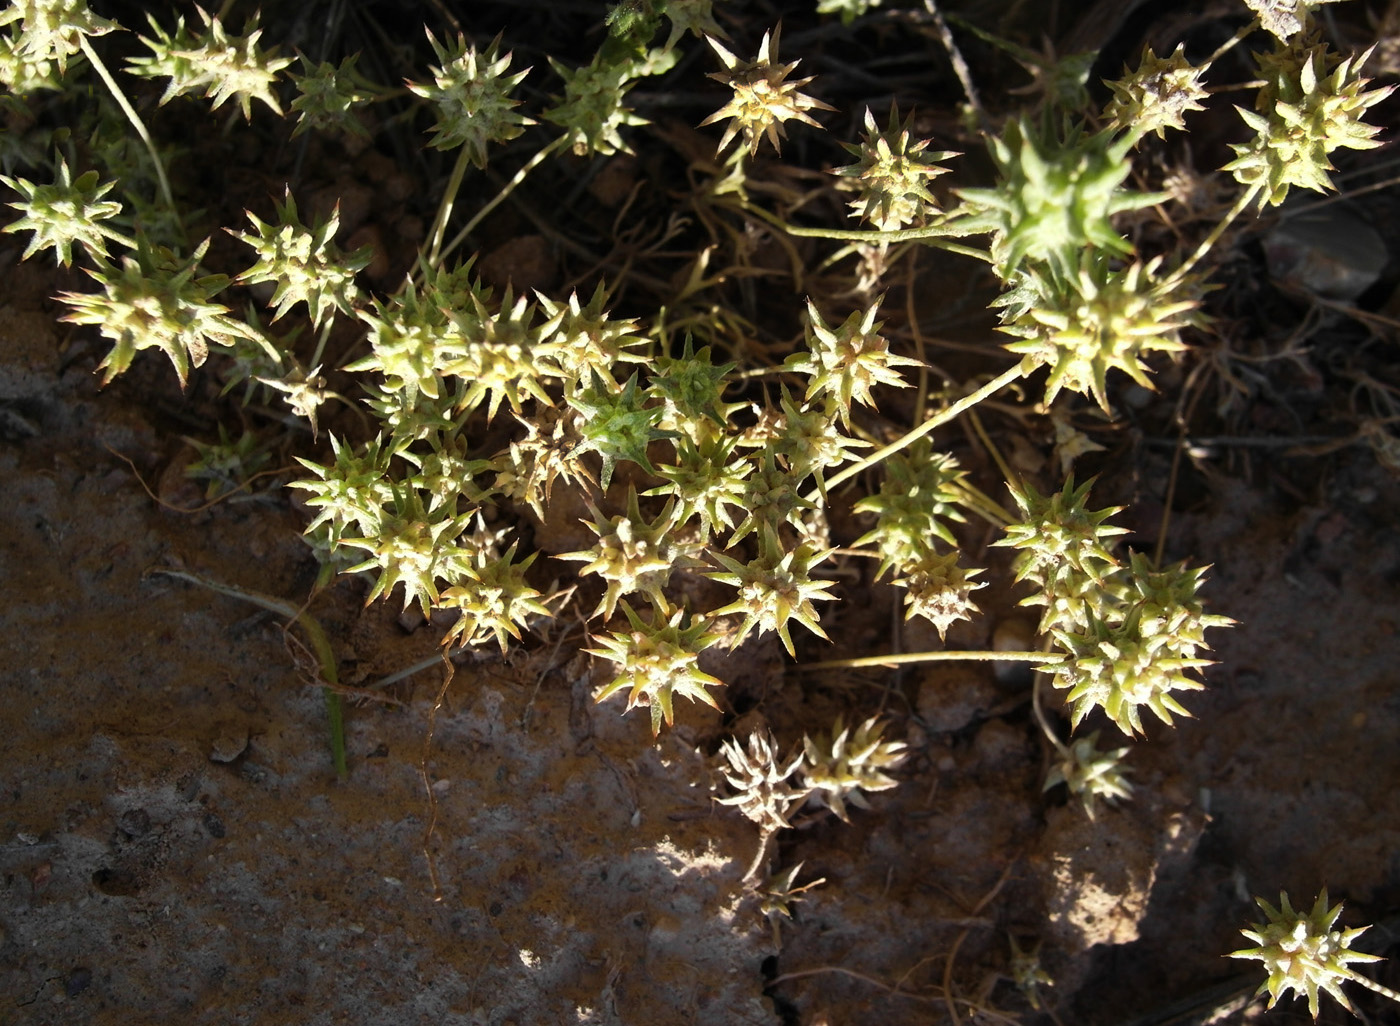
[5,2,1400,1025]
[5,250,1400,1025]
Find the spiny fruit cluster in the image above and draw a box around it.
[8,0,1385,781]
[715,716,910,831]
[1231,890,1393,1018]
[15,0,1394,1007]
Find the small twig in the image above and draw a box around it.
[424,0,463,35]
[282,629,405,707]
[769,962,1018,1024]
[943,859,1018,1026]
[521,617,582,732]
[420,650,456,903]
[811,363,1027,501]
[316,679,405,705]
[1155,368,1209,568]
[922,0,984,125]
[104,444,293,513]
[801,650,1059,671]
[769,965,945,1002]
[79,36,179,226]
[146,568,347,778]
[1141,434,1353,450]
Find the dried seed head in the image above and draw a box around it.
[701,28,834,157]
[716,730,809,832]
[801,716,907,822]
[1104,44,1210,140]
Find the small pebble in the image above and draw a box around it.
[991,618,1036,689]
[65,967,92,997]
[1264,203,1386,301]
[117,808,151,838]
[209,732,249,763]
[917,666,999,734]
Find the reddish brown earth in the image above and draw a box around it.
[5,2,1400,1024]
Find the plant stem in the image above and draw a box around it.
[148,568,347,779]
[431,135,568,275]
[810,363,1025,501]
[1206,17,1258,66]
[801,649,1060,671]
[787,223,993,263]
[743,827,775,883]
[713,148,751,199]
[1031,673,1071,759]
[923,0,984,125]
[425,145,474,271]
[79,36,180,229]
[951,479,1014,527]
[1346,969,1400,1005]
[1166,184,1259,286]
[744,199,994,263]
[966,406,1018,492]
[310,316,336,371]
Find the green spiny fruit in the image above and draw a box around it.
[954,116,1162,279]
[1231,890,1383,1017]
[801,715,907,822]
[589,600,724,734]
[1225,32,1393,207]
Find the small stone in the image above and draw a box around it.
[479,234,557,293]
[991,618,1036,689]
[972,718,1031,776]
[587,154,638,208]
[209,731,249,763]
[385,173,414,202]
[1264,203,1386,302]
[359,149,394,183]
[917,665,999,734]
[65,967,92,997]
[117,808,151,838]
